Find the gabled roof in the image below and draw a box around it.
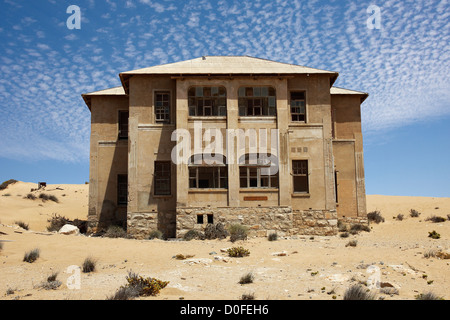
[331,86,369,103]
[119,56,339,93]
[81,86,126,110]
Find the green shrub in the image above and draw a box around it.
[367,210,384,224]
[228,224,248,242]
[227,246,250,257]
[0,179,17,191]
[23,248,40,263]
[148,230,164,240]
[183,229,204,241]
[343,285,376,300]
[82,257,97,273]
[121,270,169,297]
[428,230,441,239]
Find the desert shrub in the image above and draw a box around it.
[415,292,444,300]
[410,209,421,217]
[82,257,97,273]
[424,249,437,258]
[349,223,370,234]
[426,215,446,223]
[148,230,164,240]
[37,272,62,290]
[343,285,376,300]
[337,220,348,232]
[395,214,404,221]
[380,287,399,296]
[107,286,140,300]
[15,220,29,230]
[367,210,385,224]
[39,193,58,203]
[340,232,349,238]
[2,193,11,197]
[346,240,358,247]
[121,270,169,297]
[227,246,250,257]
[104,225,127,238]
[228,224,248,242]
[239,272,254,284]
[0,179,17,191]
[46,213,70,232]
[204,223,229,240]
[267,232,278,241]
[428,230,441,239]
[174,254,194,260]
[183,229,205,241]
[24,193,37,200]
[23,248,40,263]
[240,293,255,300]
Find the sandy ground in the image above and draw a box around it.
[0,182,449,300]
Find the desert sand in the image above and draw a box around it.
[0,181,449,300]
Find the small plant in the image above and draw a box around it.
[82,256,97,273]
[426,215,446,223]
[349,224,370,234]
[395,214,404,221]
[423,249,437,258]
[410,209,421,217]
[427,280,434,285]
[174,254,194,260]
[24,193,37,200]
[104,225,127,238]
[107,286,140,300]
[228,223,248,242]
[267,232,278,241]
[428,230,441,239]
[337,220,348,232]
[38,193,58,203]
[339,232,349,238]
[15,220,29,230]
[23,248,40,263]
[415,292,444,300]
[343,285,376,300]
[46,213,70,232]
[227,246,250,257]
[37,272,62,290]
[2,193,11,197]
[346,240,358,247]
[310,271,319,276]
[183,229,205,241]
[240,293,255,300]
[121,270,169,297]
[148,230,164,240]
[0,179,17,191]
[367,210,385,224]
[239,272,254,284]
[204,223,229,240]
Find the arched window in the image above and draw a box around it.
[239,153,279,188]
[188,154,228,189]
[238,86,276,116]
[188,86,227,116]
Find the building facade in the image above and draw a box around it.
[82,56,368,239]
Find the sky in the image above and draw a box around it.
[0,0,449,197]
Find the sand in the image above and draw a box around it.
[0,181,449,300]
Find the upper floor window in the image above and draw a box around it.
[118,110,129,140]
[290,92,306,122]
[155,91,170,123]
[188,86,227,116]
[238,86,276,116]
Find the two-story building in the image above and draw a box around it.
[82,56,368,239]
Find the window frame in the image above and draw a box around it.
[188,86,227,117]
[290,91,306,122]
[117,174,128,206]
[154,161,171,196]
[238,86,277,117]
[118,110,129,140]
[292,160,309,193]
[154,91,171,124]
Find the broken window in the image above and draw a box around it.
[290,91,306,122]
[188,154,228,189]
[118,110,129,140]
[155,91,170,123]
[292,160,309,193]
[188,86,227,116]
[117,174,128,206]
[154,161,171,195]
[238,86,276,116]
[239,153,279,188]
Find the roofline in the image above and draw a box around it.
[331,86,369,103]
[81,86,127,111]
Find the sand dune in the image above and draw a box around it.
[0,181,449,300]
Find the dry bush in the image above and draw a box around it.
[426,215,446,223]
[23,248,40,263]
[415,292,444,300]
[240,293,255,300]
[148,230,164,240]
[15,221,29,230]
[183,229,205,241]
[120,271,169,297]
[46,213,70,232]
[239,272,254,284]
[82,257,97,273]
[104,225,127,238]
[0,179,17,191]
[343,285,376,300]
[228,224,248,242]
[410,209,421,217]
[205,223,229,240]
[367,210,385,224]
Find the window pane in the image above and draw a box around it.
[117,174,128,205]
[155,162,171,195]
[294,176,309,193]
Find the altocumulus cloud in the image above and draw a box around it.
[0,0,448,162]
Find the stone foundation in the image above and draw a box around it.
[176,206,339,238]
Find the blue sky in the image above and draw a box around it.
[0,0,449,197]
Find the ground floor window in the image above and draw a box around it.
[239,166,279,188]
[189,166,228,189]
[154,161,171,195]
[117,174,128,205]
[293,160,309,193]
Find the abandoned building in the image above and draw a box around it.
[82,56,368,239]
